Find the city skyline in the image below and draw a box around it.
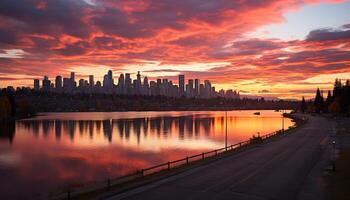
[0,1,350,99]
[30,70,240,99]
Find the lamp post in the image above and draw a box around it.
[225,111,228,151]
[282,109,285,133]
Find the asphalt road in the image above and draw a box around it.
[107,115,334,200]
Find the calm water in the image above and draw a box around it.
[0,110,293,199]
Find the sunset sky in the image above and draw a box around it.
[0,0,349,99]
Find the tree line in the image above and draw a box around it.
[301,79,350,115]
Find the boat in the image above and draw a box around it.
[253,112,260,115]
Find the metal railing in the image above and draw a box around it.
[53,118,305,200]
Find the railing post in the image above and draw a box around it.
[140,169,144,177]
[202,153,204,160]
[239,142,242,148]
[167,162,170,170]
[186,157,189,165]
[215,150,218,156]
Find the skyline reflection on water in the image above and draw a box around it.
[0,110,293,199]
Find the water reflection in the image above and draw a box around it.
[0,121,15,144]
[0,110,293,199]
[18,115,217,143]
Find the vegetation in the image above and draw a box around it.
[305,79,350,115]
[0,93,14,120]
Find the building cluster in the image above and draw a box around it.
[33,70,240,99]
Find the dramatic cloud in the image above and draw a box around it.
[306,28,350,41]
[0,0,349,98]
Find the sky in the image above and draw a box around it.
[0,0,349,99]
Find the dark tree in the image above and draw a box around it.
[325,90,332,113]
[313,88,324,113]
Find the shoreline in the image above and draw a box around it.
[19,109,290,121]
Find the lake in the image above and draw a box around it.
[0,110,294,199]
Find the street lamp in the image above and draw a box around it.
[225,111,228,151]
[282,109,285,133]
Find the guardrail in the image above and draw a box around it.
[53,116,306,200]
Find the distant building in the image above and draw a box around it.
[89,75,94,87]
[30,70,239,99]
[143,76,149,95]
[55,76,62,89]
[95,81,102,88]
[194,79,200,97]
[34,79,40,90]
[204,80,211,98]
[136,71,142,95]
[187,79,194,97]
[42,76,51,91]
[118,74,125,94]
[125,73,131,94]
[179,75,185,96]
[78,79,85,88]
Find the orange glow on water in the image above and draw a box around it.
[0,110,293,199]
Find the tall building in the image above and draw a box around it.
[63,78,70,90]
[89,75,94,87]
[70,72,76,89]
[118,74,125,94]
[103,74,109,88]
[204,80,211,98]
[136,71,142,95]
[178,75,185,96]
[143,76,149,95]
[34,79,40,90]
[108,70,114,86]
[187,79,194,97]
[42,76,51,91]
[55,76,62,89]
[194,79,200,96]
[125,73,131,94]
[103,70,114,89]
[156,79,162,96]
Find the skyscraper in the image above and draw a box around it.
[42,76,51,91]
[204,80,211,98]
[195,79,200,97]
[125,73,131,94]
[143,76,149,95]
[136,71,141,95]
[179,75,185,97]
[188,79,194,97]
[108,70,114,86]
[103,74,109,88]
[89,75,94,87]
[70,72,76,89]
[34,79,40,90]
[55,76,62,89]
[118,74,125,94]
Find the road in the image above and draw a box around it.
[107,115,334,200]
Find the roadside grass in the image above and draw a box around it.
[330,125,350,200]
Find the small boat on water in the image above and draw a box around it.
[253,112,260,115]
